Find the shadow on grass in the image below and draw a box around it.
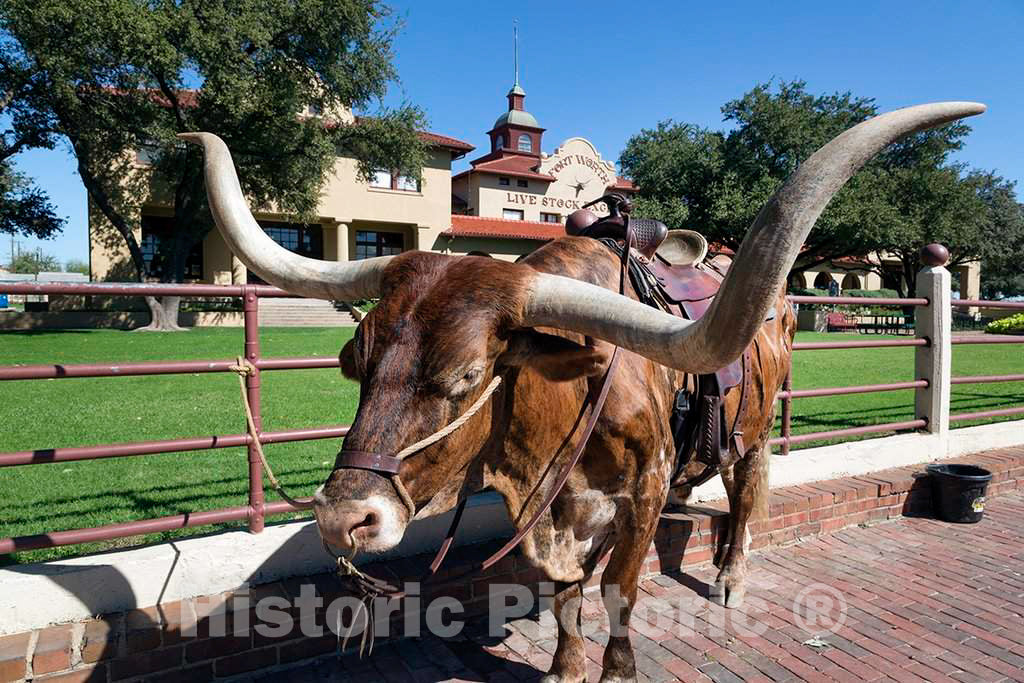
[1,465,328,528]
[0,329,100,337]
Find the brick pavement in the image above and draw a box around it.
[265,492,1024,682]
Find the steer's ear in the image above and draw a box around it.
[339,338,359,380]
[499,330,610,381]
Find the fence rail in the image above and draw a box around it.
[2,253,1022,555]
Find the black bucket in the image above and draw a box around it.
[926,463,992,524]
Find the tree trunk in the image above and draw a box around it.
[137,295,186,332]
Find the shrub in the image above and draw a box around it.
[842,288,900,299]
[788,287,830,310]
[985,313,1024,335]
[788,287,829,297]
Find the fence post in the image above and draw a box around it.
[914,244,952,438]
[243,287,265,533]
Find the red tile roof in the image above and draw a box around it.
[111,88,473,153]
[608,177,637,192]
[445,215,565,241]
[454,155,556,182]
[418,131,474,153]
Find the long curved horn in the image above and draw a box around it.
[179,132,389,301]
[523,102,986,373]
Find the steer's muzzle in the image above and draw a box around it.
[312,470,410,554]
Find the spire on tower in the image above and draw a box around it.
[513,22,519,88]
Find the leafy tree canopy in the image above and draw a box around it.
[1,57,64,239]
[0,162,64,238]
[1,0,428,327]
[8,247,59,273]
[64,258,89,275]
[619,80,1019,295]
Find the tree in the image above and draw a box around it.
[1,0,426,330]
[619,80,981,282]
[855,167,1023,297]
[65,258,89,275]
[9,247,58,273]
[979,197,1024,299]
[1,58,64,239]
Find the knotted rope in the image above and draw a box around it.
[395,375,503,459]
[330,375,504,585]
[229,357,314,510]
[231,355,504,617]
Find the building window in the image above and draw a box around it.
[495,134,504,150]
[499,177,510,186]
[140,215,204,280]
[502,209,524,221]
[813,272,833,290]
[516,179,528,188]
[370,170,420,192]
[541,212,560,223]
[259,222,323,259]
[395,175,420,192]
[517,134,532,152]
[355,231,404,260]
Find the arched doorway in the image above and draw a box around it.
[813,272,833,290]
[841,273,862,291]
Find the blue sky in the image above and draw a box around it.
[8,0,1022,265]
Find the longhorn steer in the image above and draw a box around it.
[183,101,984,682]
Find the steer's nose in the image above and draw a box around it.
[313,499,384,551]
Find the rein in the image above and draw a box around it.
[234,210,635,655]
[327,214,635,605]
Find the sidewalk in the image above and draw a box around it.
[269,492,1024,682]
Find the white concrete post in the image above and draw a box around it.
[335,221,350,262]
[231,255,247,284]
[915,244,952,437]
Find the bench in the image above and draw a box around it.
[827,312,858,332]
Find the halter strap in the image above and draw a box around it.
[329,219,634,597]
[334,450,401,474]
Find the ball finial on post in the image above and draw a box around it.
[920,243,949,267]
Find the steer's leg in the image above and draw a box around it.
[542,581,587,683]
[598,509,662,682]
[714,465,737,569]
[712,442,769,609]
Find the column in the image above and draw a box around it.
[231,255,247,284]
[915,244,952,437]
[335,221,350,262]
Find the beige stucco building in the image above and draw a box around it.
[88,124,474,285]
[86,81,981,298]
[441,80,635,261]
[87,77,639,279]
[792,255,981,300]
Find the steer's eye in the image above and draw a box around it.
[445,366,484,399]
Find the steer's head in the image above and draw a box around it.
[313,253,610,552]
[181,100,984,554]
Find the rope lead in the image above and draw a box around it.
[230,356,315,510]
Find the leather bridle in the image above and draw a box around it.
[326,205,635,598]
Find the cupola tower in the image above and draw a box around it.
[488,25,544,157]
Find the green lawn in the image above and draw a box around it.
[1,327,1021,564]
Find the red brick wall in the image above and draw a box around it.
[1,447,1021,682]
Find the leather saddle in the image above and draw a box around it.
[565,194,761,488]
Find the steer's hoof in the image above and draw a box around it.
[710,581,745,608]
[709,581,726,606]
[725,588,745,609]
[541,675,587,683]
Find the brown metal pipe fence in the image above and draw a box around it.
[775,294,1024,454]
[1,283,1022,554]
